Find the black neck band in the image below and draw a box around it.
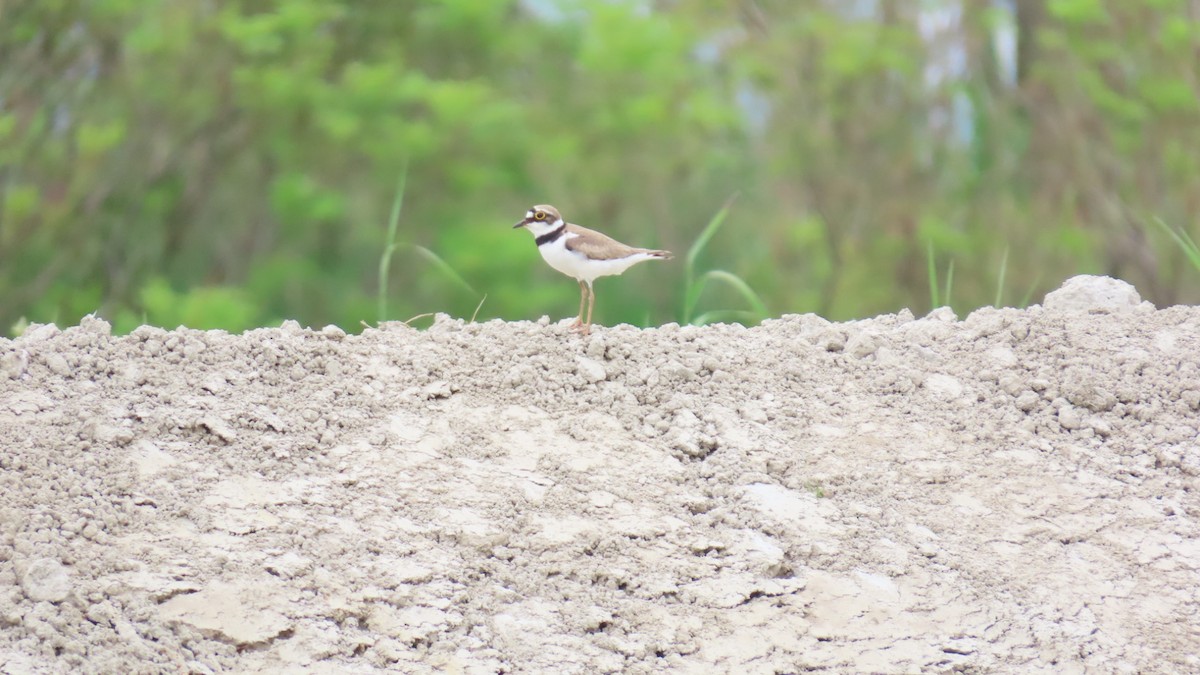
[535,223,567,247]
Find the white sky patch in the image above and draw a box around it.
[521,0,650,23]
[992,0,1019,86]
[919,0,967,88]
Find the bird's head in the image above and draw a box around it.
[513,204,564,236]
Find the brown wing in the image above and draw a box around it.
[563,223,640,260]
[563,223,672,260]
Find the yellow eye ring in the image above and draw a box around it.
[534,211,546,221]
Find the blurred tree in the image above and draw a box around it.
[0,0,1197,334]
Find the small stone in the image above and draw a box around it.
[986,346,1018,367]
[739,405,769,424]
[924,374,964,399]
[43,353,71,376]
[589,491,617,508]
[198,416,238,443]
[845,332,881,358]
[130,325,167,340]
[429,314,462,332]
[1043,275,1142,311]
[1,351,28,380]
[374,637,406,663]
[1181,390,1200,411]
[265,552,313,579]
[1058,405,1084,430]
[159,581,292,646]
[185,662,216,675]
[998,374,1025,397]
[926,307,958,322]
[816,328,847,352]
[576,357,607,383]
[1063,372,1117,412]
[79,314,112,335]
[585,337,606,360]
[201,376,228,395]
[1015,392,1040,412]
[21,559,72,603]
[20,323,61,341]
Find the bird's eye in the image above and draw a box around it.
[534,211,546,221]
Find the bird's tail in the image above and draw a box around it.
[643,249,673,260]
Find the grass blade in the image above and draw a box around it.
[943,258,955,309]
[376,163,481,323]
[926,239,940,309]
[409,244,477,297]
[685,193,740,277]
[469,294,487,323]
[685,269,768,324]
[994,245,1009,308]
[1018,272,1043,307]
[682,193,740,324]
[703,269,769,318]
[378,164,409,322]
[1155,217,1200,271]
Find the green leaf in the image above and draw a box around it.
[77,120,127,157]
[1048,0,1109,24]
[1139,76,1199,114]
[0,114,17,142]
[3,185,40,222]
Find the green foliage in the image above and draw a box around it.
[114,279,259,333]
[2,1,1199,334]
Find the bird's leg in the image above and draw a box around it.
[570,282,595,335]
[570,280,586,328]
[582,283,595,335]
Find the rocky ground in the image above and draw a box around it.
[0,275,1197,674]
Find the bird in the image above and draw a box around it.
[513,204,673,335]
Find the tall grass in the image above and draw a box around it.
[377,167,409,323]
[681,195,769,326]
[376,165,477,323]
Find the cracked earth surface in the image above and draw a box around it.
[1,275,1198,674]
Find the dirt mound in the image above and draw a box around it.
[1,276,1197,674]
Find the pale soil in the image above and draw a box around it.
[0,275,1197,674]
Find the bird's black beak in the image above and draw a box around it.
[513,218,528,229]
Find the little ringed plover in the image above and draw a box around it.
[513,204,672,335]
